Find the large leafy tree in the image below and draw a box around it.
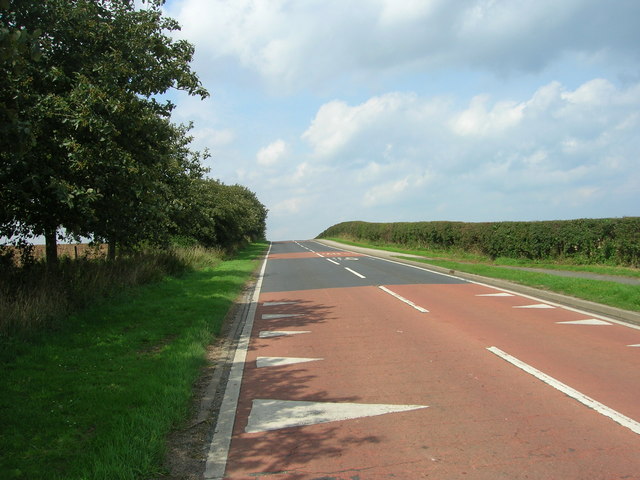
[0,0,208,264]
[176,179,268,249]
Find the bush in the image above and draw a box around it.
[317,217,640,267]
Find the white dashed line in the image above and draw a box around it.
[378,286,429,313]
[487,346,640,436]
[345,267,366,279]
[326,258,340,265]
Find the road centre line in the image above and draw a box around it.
[345,267,366,278]
[378,286,429,313]
[487,346,640,436]
[326,258,340,265]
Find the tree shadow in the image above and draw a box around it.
[223,298,384,479]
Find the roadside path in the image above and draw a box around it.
[496,265,640,285]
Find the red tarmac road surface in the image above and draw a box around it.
[213,242,640,479]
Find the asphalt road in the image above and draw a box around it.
[205,240,640,479]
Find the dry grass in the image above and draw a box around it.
[0,246,223,337]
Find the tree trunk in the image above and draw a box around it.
[108,241,116,261]
[44,226,58,267]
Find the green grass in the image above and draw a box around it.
[0,242,267,480]
[324,237,640,278]
[323,237,639,313]
[398,257,640,312]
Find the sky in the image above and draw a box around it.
[161,0,640,241]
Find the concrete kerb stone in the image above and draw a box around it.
[315,239,640,327]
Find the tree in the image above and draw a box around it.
[0,0,208,265]
[175,179,268,250]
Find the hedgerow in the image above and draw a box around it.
[317,217,640,266]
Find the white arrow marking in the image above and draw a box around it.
[259,330,311,338]
[513,304,555,309]
[256,357,323,368]
[476,292,514,297]
[556,319,612,326]
[263,301,298,307]
[245,399,428,433]
[261,313,302,320]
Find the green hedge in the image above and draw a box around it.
[317,218,640,266]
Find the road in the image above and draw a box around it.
[205,240,640,479]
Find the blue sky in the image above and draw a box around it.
[162,0,640,241]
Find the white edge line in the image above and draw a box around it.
[487,346,640,435]
[345,267,366,278]
[204,242,272,479]
[379,286,429,313]
[311,241,640,332]
[326,258,340,265]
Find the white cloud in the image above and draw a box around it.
[301,92,431,158]
[167,0,640,90]
[257,139,288,166]
[363,177,410,207]
[450,95,525,137]
[161,0,640,239]
[193,127,234,147]
[294,77,640,218]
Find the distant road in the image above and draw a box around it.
[206,240,640,479]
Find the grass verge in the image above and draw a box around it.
[0,242,267,480]
[323,237,639,313]
[399,257,640,313]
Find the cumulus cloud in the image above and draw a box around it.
[257,139,288,166]
[167,0,640,90]
[161,0,640,239]
[296,78,640,212]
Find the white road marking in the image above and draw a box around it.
[476,292,514,297]
[315,252,324,257]
[312,241,640,333]
[263,301,298,307]
[628,344,640,347]
[261,313,302,320]
[245,399,428,433]
[326,258,340,265]
[556,319,612,326]
[487,346,640,436]
[378,286,429,313]
[345,267,366,278]
[258,330,311,338]
[204,243,272,479]
[294,240,315,253]
[256,357,323,368]
[513,303,555,309]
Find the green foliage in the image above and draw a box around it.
[0,244,266,479]
[318,217,640,267]
[0,247,219,337]
[175,178,268,250]
[0,0,215,263]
